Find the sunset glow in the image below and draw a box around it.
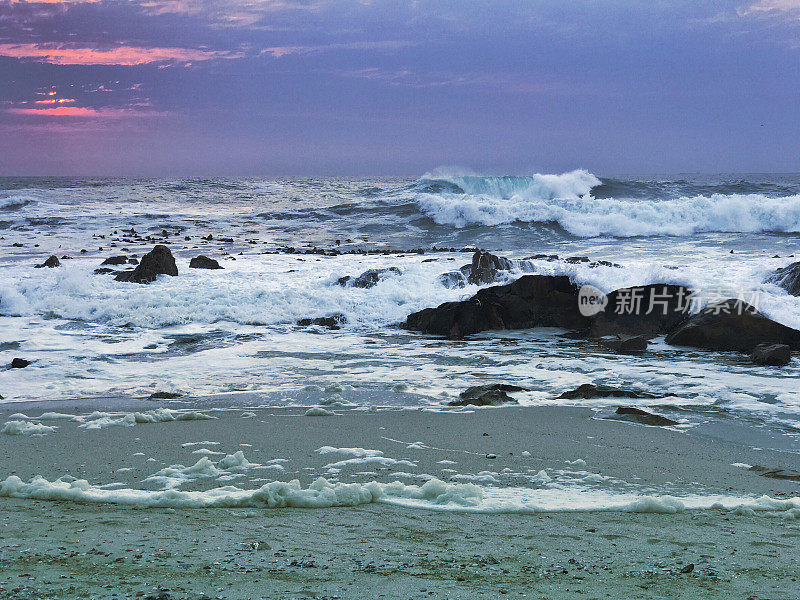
[0,0,797,175]
[0,43,242,66]
[5,106,164,118]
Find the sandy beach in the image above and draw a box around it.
[1,404,798,599]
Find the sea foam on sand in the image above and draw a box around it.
[1,420,57,436]
[2,473,799,517]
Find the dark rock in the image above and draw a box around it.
[665,299,800,352]
[557,384,661,400]
[34,255,60,268]
[590,284,693,338]
[751,343,791,366]
[10,358,31,369]
[748,465,800,482]
[404,275,588,338]
[337,267,401,288]
[297,313,348,330]
[765,261,800,296]
[449,384,527,406]
[93,268,118,274]
[613,406,678,427]
[680,564,695,574]
[598,335,648,353]
[114,245,178,284]
[468,250,513,285]
[101,255,129,266]
[189,255,223,269]
[148,391,183,400]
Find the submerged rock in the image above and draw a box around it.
[10,358,31,369]
[297,313,348,330]
[438,270,469,289]
[449,384,527,406]
[598,335,648,353]
[750,343,791,366]
[405,275,588,338]
[556,383,661,400]
[612,406,678,427]
[765,261,800,296]
[665,299,800,352]
[337,267,401,288]
[148,391,183,400]
[748,465,800,481]
[589,284,693,338]
[34,255,60,268]
[115,245,178,284]
[189,255,223,269]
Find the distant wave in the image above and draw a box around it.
[413,171,800,236]
[0,195,35,211]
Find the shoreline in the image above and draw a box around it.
[2,403,799,504]
[1,404,799,599]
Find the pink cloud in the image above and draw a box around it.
[5,106,166,118]
[7,0,101,3]
[0,43,243,66]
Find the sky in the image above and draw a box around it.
[0,0,798,176]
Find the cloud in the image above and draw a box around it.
[0,43,244,66]
[6,0,101,3]
[260,40,410,58]
[4,105,166,117]
[739,0,800,18]
[339,67,577,95]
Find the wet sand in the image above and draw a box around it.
[1,405,799,599]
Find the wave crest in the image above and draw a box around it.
[0,195,36,211]
[413,171,800,236]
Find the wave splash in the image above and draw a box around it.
[414,170,800,237]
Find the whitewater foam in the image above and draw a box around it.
[1,420,57,436]
[415,172,800,236]
[2,473,798,516]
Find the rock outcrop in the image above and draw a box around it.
[467,251,513,285]
[337,267,401,288]
[556,384,661,400]
[598,335,648,353]
[612,407,678,427]
[750,343,792,366]
[589,284,692,338]
[765,261,800,296]
[189,255,223,269]
[297,313,348,330]
[115,245,178,284]
[101,255,131,266]
[665,300,800,352]
[404,275,588,338]
[34,255,60,268]
[448,384,527,406]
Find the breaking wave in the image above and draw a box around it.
[414,171,800,236]
[0,195,36,211]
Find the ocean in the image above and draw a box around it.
[1,171,800,451]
